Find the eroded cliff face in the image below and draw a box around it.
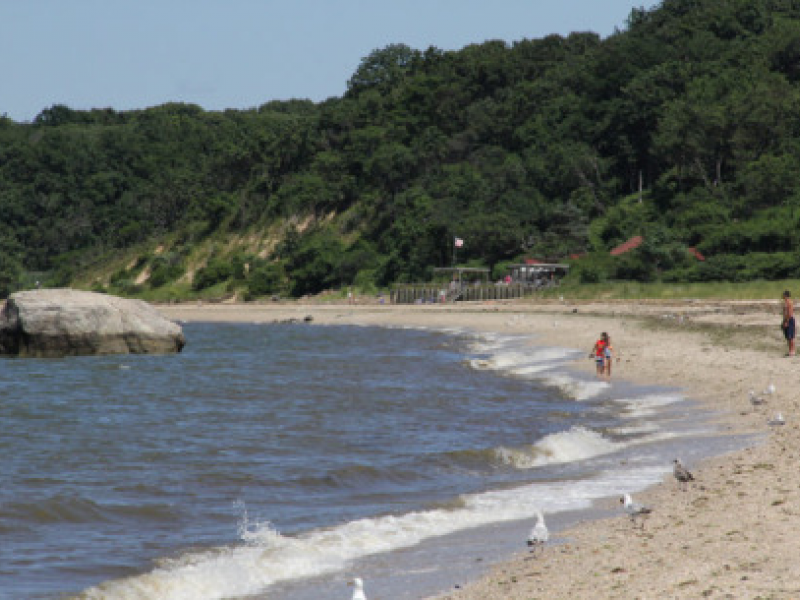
[0,289,185,357]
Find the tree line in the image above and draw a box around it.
[2,0,800,298]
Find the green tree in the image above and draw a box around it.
[347,44,419,96]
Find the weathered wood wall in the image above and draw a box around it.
[391,284,533,304]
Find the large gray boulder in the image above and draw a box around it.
[0,289,185,357]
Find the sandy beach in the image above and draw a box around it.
[158,298,800,599]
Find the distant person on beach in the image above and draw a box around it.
[782,290,795,356]
[591,332,609,377]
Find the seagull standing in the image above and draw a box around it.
[769,412,786,427]
[620,493,652,528]
[673,458,695,491]
[765,382,776,396]
[749,389,766,407]
[526,510,549,556]
[349,577,367,600]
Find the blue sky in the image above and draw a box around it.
[1,1,650,122]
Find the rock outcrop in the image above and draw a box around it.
[0,289,185,357]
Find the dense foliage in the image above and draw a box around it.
[3,0,800,298]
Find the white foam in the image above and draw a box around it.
[466,341,576,381]
[509,364,555,377]
[610,422,661,436]
[616,394,685,417]
[436,327,470,337]
[540,373,610,401]
[487,347,575,368]
[495,426,693,471]
[469,358,492,369]
[467,336,607,400]
[80,465,669,600]
[533,426,621,464]
[494,426,621,469]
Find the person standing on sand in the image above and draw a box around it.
[782,290,795,356]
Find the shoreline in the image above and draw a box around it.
[157,300,799,598]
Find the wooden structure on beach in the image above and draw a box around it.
[391,267,487,304]
[506,262,570,288]
[391,264,570,304]
[391,282,537,304]
[390,262,570,304]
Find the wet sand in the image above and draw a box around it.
[157,298,800,599]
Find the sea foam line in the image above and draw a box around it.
[494,426,621,469]
[78,465,668,600]
[492,424,688,471]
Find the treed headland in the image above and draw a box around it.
[2,0,800,300]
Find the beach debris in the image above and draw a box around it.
[526,510,549,556]
[620,493,652,528]
[349,577,367,600]
[673,458,695,490]
[764,382,776,396]
[748,390,767,407]
[769,412,786,427]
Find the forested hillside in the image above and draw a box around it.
[2,0,800,299]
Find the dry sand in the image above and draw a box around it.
[157,298,800,599]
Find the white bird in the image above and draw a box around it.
[769,412,786,427]
[764,382,777,396]
[620,493,652,528]
[749,390,766,407]
[673,458,695,490]
[349,577,367,600]
[526,510,549,556]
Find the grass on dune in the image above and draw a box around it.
[538,279,800,301]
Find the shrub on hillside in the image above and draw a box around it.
[0,254,22,298]
[670,252,800,282]
[569,253,613,284]
[148,254,185,288]
[246,262,286,298]
[192,258,233,291]
[612,253,657,282]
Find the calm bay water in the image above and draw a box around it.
[1,321,747,599]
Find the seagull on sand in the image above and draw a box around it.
[349,577,367,600]
[748,389,767,407]
[764,382,777,396]
[620,493,652,528]
[769,412,786,427]
[526,510,549,556]
[673,458,695,490]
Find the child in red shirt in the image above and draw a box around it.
[591,332,609,377]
